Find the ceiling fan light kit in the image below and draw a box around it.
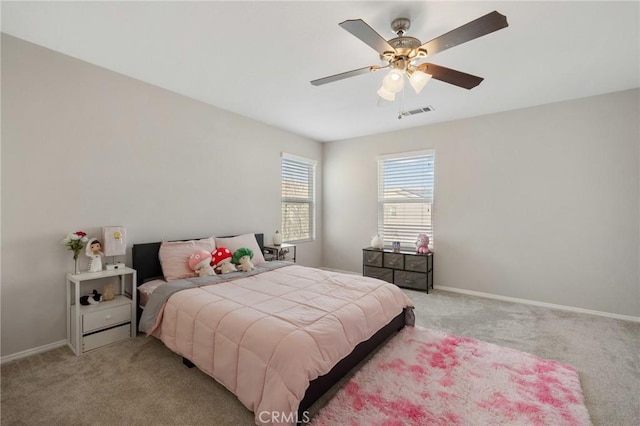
[382,69,405,93]
[311,10,509,112]
[408,69,432,94]
[377,86,396,101]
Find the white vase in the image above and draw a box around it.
[273,230,282,246]
[371,234,384,249]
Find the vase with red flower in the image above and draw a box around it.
[62,231,89,274]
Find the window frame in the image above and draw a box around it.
[377,149,435,250]
[281,152,317,244]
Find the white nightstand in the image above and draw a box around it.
[66,267,137,356]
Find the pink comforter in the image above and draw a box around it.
[151,265,413,425]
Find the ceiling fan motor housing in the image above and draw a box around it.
[382,19,426,62]
[391,17,411,35]
[386,36,423,58]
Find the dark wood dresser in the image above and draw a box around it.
[362,247,433,293]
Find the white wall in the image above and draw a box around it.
[2,33,638,360]
[323,89,640,317]
[0,35,323,357]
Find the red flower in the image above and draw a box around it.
[76,231,87,237]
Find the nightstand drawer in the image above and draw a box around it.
[83,323,130,352]
[383,252,404,269]
[394,270,428,290]
[363,266,393,283]
[83,304,131,333]
[363,250,383,267]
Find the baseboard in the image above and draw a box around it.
[1,339,67,364]
[319,269,640,322]
[435,285,640,323]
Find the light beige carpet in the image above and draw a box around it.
[2,289,639,425]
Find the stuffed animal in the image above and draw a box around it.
[102,283,115,301]
[211,247,237,274]
[232,248,255,272]
[415,233,430,254]
[188,250,216,277]
[80,289,102,306]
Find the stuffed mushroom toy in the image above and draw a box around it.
[188,250,216,277]
[211,247,237,274]
[232,248,255,272]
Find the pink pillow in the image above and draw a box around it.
[214,234,266,265]
[159,237,216,281]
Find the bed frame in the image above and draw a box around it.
[131,233,407,420]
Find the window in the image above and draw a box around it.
[281,153,316,243]
[378,150,434,249]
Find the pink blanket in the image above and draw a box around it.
[152,265,413,425]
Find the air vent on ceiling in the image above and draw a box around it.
[400,106,435,117]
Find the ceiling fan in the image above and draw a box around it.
[311,11,508,102]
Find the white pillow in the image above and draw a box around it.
[214,234,266,266]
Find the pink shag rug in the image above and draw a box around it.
[310,326,591,425]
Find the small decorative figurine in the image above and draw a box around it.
[233,248,255,272]
[371,234,384,249]
[211,247,237,274]
[80,289,102,305]
[85,238,103,272]
[102,283,115,302]
[188,250,216,277]
[415,233,430,254]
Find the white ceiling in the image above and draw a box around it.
[2,1,639,142]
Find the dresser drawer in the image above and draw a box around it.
[404,255,429,272]
[83,323,130,352]
[394,270,428,290]
[83,303,131,333]
[383,252,404,269]
[363,250,383,267]
[363,266,393,283]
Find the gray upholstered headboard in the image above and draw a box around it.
[131,233,264,286]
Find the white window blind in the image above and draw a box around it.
[281,153,316,243]
[378,150,434,249]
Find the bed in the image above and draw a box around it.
[132,233,414,425]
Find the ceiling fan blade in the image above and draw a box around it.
[420,11,508,57]
[417,63,484,89]
[339,19,395,55]
[311,65,374,86]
